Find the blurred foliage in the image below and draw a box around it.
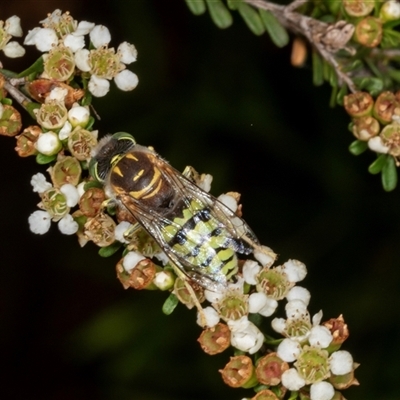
[1,1,400,399]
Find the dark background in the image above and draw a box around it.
[0,1,397,399]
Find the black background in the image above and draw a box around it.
[0,1,398,399]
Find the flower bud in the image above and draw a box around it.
[380,123,400,156]
[153,270,175,290]
[50,156,82,187]
[251,389,281,400]
[15,125,41,157]
[352,115,380,141]
[322,315,350,347]
[344,92,374,118]
[0,105,22,137]
[255,352,289,386]
[343,0,374,17]
[373,91,400,125]
[68,105,90,128]
[198,322,231,355]
[219,356,258,388]
[84,212,116,247]
[35,131,62,155]
[380,0,400,22]
[354,17,382,48]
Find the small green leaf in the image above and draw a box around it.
[336,84,348,106]
[98,242,122,257]
[312,51,324,86]
[227,0,240,10]
[382,155,397,191]
[84,180,103,190]
[36,153,57,165]
[1,98,12,105]
[162,293,179,315]
[368,154,388,174]
[259,9,289,47]
[185,0,206,15]
[356,77,384,96]
[16,56,44,78]
[26,102,40,120]
[86,116,95,130]
[205,0,233,29]
[238,3,265,36]
[349,140,368,156]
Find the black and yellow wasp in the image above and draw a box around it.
[89,132,271,292]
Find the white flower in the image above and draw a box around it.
[218,193,238,212]
[277,338,301,362]
[114,221,133,243]
[30,173,52,193]
[283,259,307,282]
[197,306,220,328]
[74,48,91,72]
[114,70,139,91]
[28,210,52,234]
[286,286,311,305]
[68,104,90,127]
[48,87,68,102]
[76,181,86,197]
[24,27,58,52]
[5,16,23,37]
[271,317,286,334]
[153,271,174,291]
[58,214,79,235]
[59,121,72,140]
[308,325,333,348]
[329,350,353,375]
[73,20,95,36]
[118,41,137,64]
[123,251,145,273]
[281,368,306,391]
[60,184,80,207]
[63,33,85,52]
[310,381,335,400]
[88,74,110,97]
[35,131,62,155]
[89,25,111,48]
[254,245,275,267]
[228,316,264,354]
[242,260,261,285]
[154,251,169,265]
[285,299,309,319]
[380,0,400,21]
[248,292,278,317]
[368,136,389,154]
[3,41,25,58]
[40,9,62,26]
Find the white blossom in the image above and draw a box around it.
[329,350,354,375]
[28,210,52,234]
[3,41,25,58]
[285,299,309,319]
[123,251,145,273]
[73,20,95,36]
[283,259,307,282]
[74,48,91,72]
[368,136,389,154]
[31,173,52,193]
[277,338,301,362]
[248,292,278,317]
[63,33,85,52]
[153,271,174,291]
[58,214,79,235]
[5,16,23,37]
[60,184,80,207]
[118,41,137,64]
[197,306,220,328]
[308,325,333,348]
[88,74,110,97]
[35,131,62,155]
[271,317,286,334]
[154,251,169,266]
[310,381,335,400]
[228,316,264,354]
[217,193,238,212]
[281,368,306,391]
[68,104,90,127]
[115,221,133,243]
[114,70,139,91]
[24,27,58,52]
[59,121,72,140]
[254,246,275,267]
[242,260,261,285]
[89,25,111,48]
[286,286,311,305]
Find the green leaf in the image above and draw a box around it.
[369,154,388,174]
[238,3,265,36]
[349,140,368,156]
[98,242,122,257]
[205,0,233,29]
[185,0,206,15]
[26,102,40,120]
[312,51,324,86]
[336,84,348,106]
[259,9,289,47]
[382,155,397,191]
[84,180,103,190]
[86,116,95,130]
[356,77,384,97]
[36,153,57,165]
[227,0,240,10]
[162,293,179,315]
[16,56,44,78]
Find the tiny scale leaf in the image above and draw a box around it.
[381,155,398,191]
[259,9,289,47]
[162,293,179,315]
[205,0,233,29]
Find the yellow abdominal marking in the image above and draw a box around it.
[133,169,145,181]
[112,166,124,177]
[125,153,138,161]
[129,166,161,199]
[142,177,163,199]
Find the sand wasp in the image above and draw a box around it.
[89,132,272,292]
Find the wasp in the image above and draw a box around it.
[89,132,274,293]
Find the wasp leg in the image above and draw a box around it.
[169,262,208,327]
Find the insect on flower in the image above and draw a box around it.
[89,132,274,293]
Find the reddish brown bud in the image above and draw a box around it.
[251,389,280,400]
[354,16,382,47]
[15,125,41,157]
[0,105,22,137]
[79,187,106,217]
[198,323,231,355]
[344,92,374,118]
[255,352,289,386]
[219,355,257,388]
[322,315,350,346]
[373,91,400,125]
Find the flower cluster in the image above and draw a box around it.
[0,9,358,400]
